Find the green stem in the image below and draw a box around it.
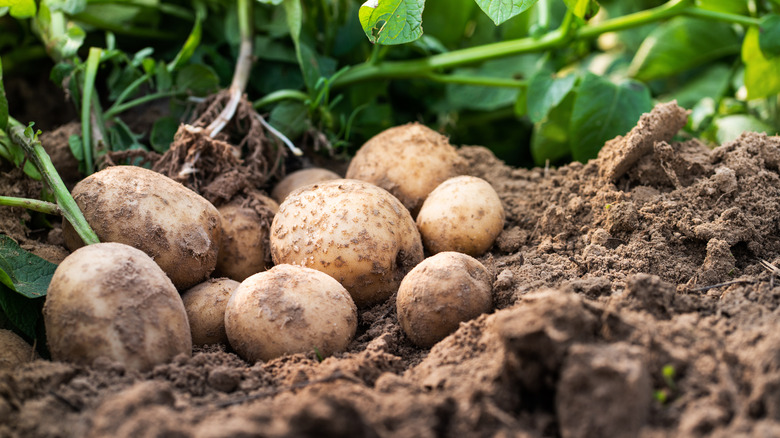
[426,74,527,88]
[253,89,310,109]
[8,118,99,245]
[106,73,152,116]
[681,7,762,27]
[82,48,101,175]
[104,90,179,119]
[576,0,691,39]
[0,196,61,216]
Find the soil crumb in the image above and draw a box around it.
[4,102,780,437]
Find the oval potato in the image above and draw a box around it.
[182,278,240,346]
[215,195,279,282]
[271,168,340,204]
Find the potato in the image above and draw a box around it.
[0,329,37,370]
[270,179,424,307]
[44,242,192,371]
[346,123,467,215]
[181,278,240,346]
[224,264,357,362]
[416,176,505,257]
[62,165,221,290]
[271,168,340,204]
[215,194,279,281]
[396,252,493,347]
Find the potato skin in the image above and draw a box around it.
[44,243,192,372]
[0,329,37,370]
[271,168,340,204]
[346,123,467,216]
[62,166,221,290]
[215,195,279,282]
[225,264,357,362]
[416,176,505,257]
[181,278,240,346]
[396,252,493,347]
[270,179,424,307]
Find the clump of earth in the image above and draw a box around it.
[3,102,780,437]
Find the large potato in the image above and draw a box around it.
[271,168,340,204]
[346,123,467,216]
[182,278,240,346]
[416,176,505,257]
[44,243,192,371]
[225,264,357,362]
[270,179,424,307]
[397,252,493,347]
[62,166,221,289]
[215,194,278,281]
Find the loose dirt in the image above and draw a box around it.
[3,101,780,437]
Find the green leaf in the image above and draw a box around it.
[0,235,57,299]
[150,117,179,154]
[661,64,730,110]
[167,3,204,73]
[0,57,7,132]
[562,0,599,20]
[269,101,308,139]
[359,0,424,45]
[742,26,780,100]
[569,73,653,162]
[759,14,780,58]
[67,134,84,162]
[446,54,540,112]
[0,0,35,17]
[473,0,539,26]
[527,71,577,123]
[531,91,576,166]
[175,64,220,96]
[0,284,44,342]
[628,17,740,81]
[712,115,778,145]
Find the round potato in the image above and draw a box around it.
[182,278,240,346]
[416,176,505,257]
[225,264,357,362]
[346,123,467,216]
[0,329,37,370]
[62,165,221,290]
[270,179,424,307]
[397,252,493,347]
[271,168,340,204]
[44,243,192,371]
[215,194,279,281]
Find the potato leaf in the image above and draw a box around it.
[0,235,56,300]
[527,70,577,123]
[759,14,780,58]
[531,91,576,166]
[712,115,778,145]
[359,0,424,45]
[473,0,538,26]
[569,73,652,162]
[0,0,35,18]
[742,26,780,100]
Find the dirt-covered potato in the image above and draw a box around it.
[397,252,493,347]
[215,194,279,281]
[225,264,357,362]
[345,123,467,215]
[270,179,424,307]
[416,176,505,257]
[44,242,192,371]
[182,278,240,346]
[271,168,340,204]
[0,329,37,370]
[62,165,221,290]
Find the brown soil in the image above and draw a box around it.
[4,101,780,437]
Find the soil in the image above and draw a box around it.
[4,101,780,437]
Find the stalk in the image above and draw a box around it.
[0,196,60,216]
[81,48,102,174]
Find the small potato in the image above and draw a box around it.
[270,179,424,307]
[397,252,493,347]
[416,176,505,257]
[346,123,467,215]
[271,168,340,204]
[44,243,192,372]
[216,194,279,281]
[62,165,221,290]
[0,329,37,370]
[182,278,240,346]
[225,264,357,362]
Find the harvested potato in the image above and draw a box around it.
[270,179,424,307]
[182,278,240,346]
[44,242,192,371]
[0,329,37,370]
[397,252,493,347]
[215,194,279,281]
[62,165,221,290]
[346,123,467,215]
[416,176,505,257]
[225,264,357,362]
[271,168,340,204]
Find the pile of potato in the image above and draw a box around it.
[43,122,506,371]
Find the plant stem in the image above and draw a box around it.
[206,0,253,138]
[105,73,152,116]
[253,89,310,109]
[682,7,761,27]
[0,196,61,216]
[8,119,99,245]
[82,48,101,175]
[104,90,180,119]
[426,74,527,88]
